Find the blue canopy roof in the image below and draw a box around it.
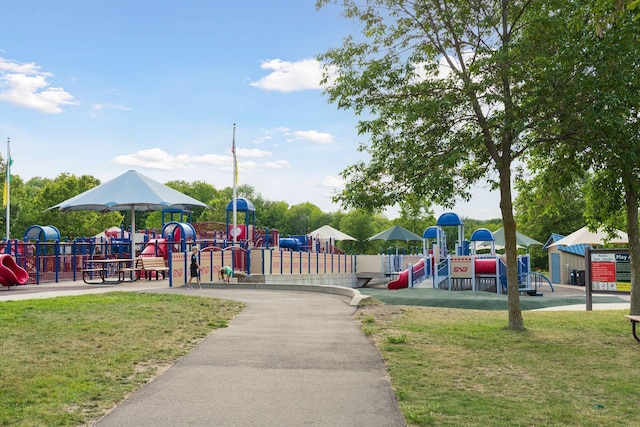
[437,212,464,226]
[225,197,256,212]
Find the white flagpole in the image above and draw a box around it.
[5,138,10,241]
[232,124,237,246]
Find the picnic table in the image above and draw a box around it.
[81,258,142,284]
[625,315,640,343]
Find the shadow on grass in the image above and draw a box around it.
[359,287,628,310]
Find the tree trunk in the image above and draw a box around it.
[625,187,640,315]
[499,166,525,330]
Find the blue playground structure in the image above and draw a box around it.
[387,212,553,295]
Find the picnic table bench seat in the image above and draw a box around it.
[81,268,105,284]
[140,256,169,280]
[625,315,640,343]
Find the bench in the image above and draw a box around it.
[141,257,169,280]
[625,315,640,343]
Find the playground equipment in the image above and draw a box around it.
[387,212,553,295]
[388,258,427,290]
[162,222,196,252]
[1,197,359,286]
[0,254,29,287]
[140,238,170,258]
[24,225,61,243]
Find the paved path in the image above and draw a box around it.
[83,286,405,426]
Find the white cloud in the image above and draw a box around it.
[112,148,283,174]
[255,127,334,145]
[250,58,331,92]
[112,148,186,170]
[293,130,333,144]
[0,56,78,114]
[236,147,271,158]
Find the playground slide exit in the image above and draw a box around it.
[388,258,426,290]
[0,254,29,287]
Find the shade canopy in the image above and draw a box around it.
[367,225,422,242]
[476,227,543,250]
[548,226,628,247]
[47,170,209,213]
[47,170,209,262]
[309,225,357,241]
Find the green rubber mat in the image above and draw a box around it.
[359,287,628,310]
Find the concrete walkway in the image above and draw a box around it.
[1,282,406,426]
[527,284,630,311]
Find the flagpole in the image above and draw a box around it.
[232,124,237,246]
[5,138,10,241]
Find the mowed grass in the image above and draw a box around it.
[0,292,244,426]
[356,305,640,426]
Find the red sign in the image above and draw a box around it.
[591,262,616,282]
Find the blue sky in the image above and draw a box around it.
[0,0,501,220]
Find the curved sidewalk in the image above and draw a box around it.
[1,281,404,425]
[87,286,404,426]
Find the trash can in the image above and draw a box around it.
[570,269,578,286]
[576,270,585,286]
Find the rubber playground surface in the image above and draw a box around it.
[359,285,630,311]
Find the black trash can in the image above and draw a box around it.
[570,269,578,286]
[576,270,585,286]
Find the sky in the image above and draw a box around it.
[0,0,502,221]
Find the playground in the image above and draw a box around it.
[373,212,554,297]
[0,192,355,289]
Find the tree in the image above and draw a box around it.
[34,174,123,239]
[259,200,290,233]
[340,210,392,254]
[316,0,566,329]
[515,171,588,242]
[524,6,640,314]
[283,202,327,235]
[164,180,216,222]
[395,195,436,240]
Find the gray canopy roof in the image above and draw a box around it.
[47,170,208,213]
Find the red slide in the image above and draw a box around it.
[388,258,426,290]
[141,239,169,259]
[0,254,29,287]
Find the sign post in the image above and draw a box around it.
[585,248,631,310]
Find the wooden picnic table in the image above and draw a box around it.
[81,258,142,284]
[625,315,640,343]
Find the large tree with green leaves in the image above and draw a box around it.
[514,171,588,243]
[526,5,640,314]
[316,0,571,329]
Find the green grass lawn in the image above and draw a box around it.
[356,304,640,426]
[1,290,637,426]
[0,293,244,426]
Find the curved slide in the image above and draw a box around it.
[388,258,500,290]
[0,254,29,287]
[388,258,426,290]
[140,238,169,258]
